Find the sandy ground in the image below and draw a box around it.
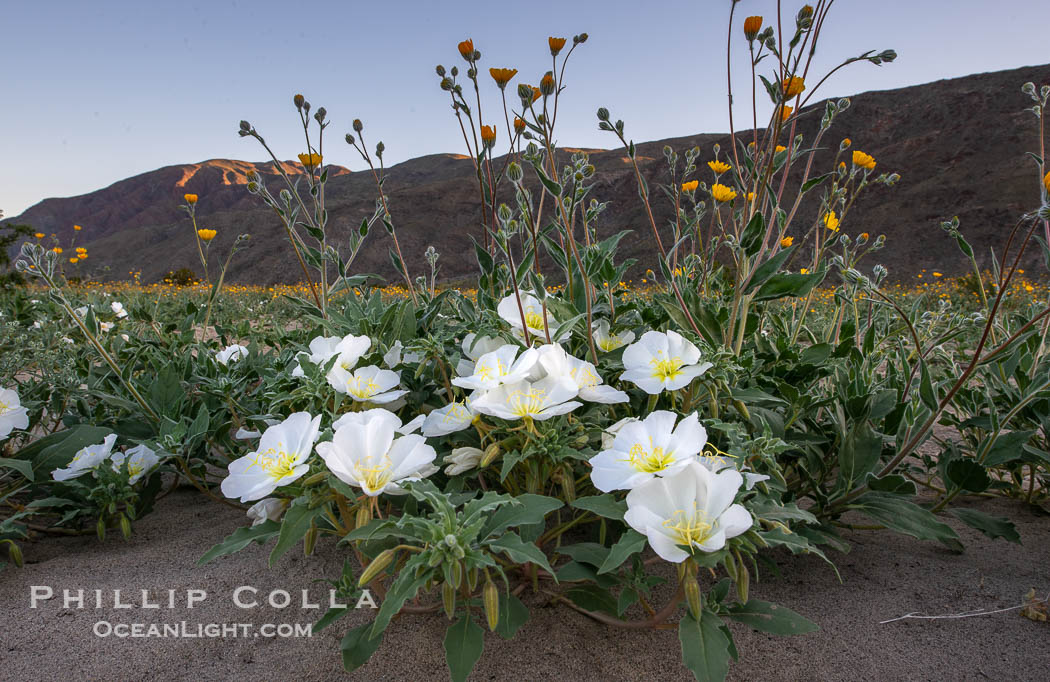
[1,488,1047,682]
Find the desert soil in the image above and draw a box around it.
[1,488,1046,681]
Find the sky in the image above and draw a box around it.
[3,0,1049,217]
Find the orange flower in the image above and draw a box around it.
[780,105,793,121]
[681,180,699,192]
[1043,170,1050,194]
[780,236,794,248]
[197,228,217,242]
[513,117,526,134]
[782,75,805,98]
[708,160,731,174]
[52,247,63,254]
[73,224,82,231]
[480,125,497,148]
[860,232,870,240]
[775,145,787,154]
[746,192,756,201]
[298,152,323,169]
[744,16,763,41]
[711,184,737,203]
[34,232,44,239]
[489,67,518,89]
[852,151,876,170]
[842,138,852,149]
[184,193,198,204]
[823,211,840,232]
[69,257,79,264]
[540,73,556,96]
[458,39,475,60]
[800,268,810,275]
[548,37,567,56]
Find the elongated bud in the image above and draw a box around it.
[735,552,750,603]
[429,550,444,567]
[484,579,500,631]
[358,549,397,587]
[6,540,23,568]
[353,119,363,133]
[724,552,739,583]
[480,442,501,467]
[303,471,327,486]
[355,501,372,529]
[293,94,305,110]
[451,560,463,589]
[96,517,106,542]
[442,581,456,619]
[304,523,318,556]
[120,514,132,541]
[684,577,703,620]
[560,467,576,503]
[733,399,750,420]
[467,566,479,592]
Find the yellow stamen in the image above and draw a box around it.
[507,388,547,417]
[249,444,300,481]
[662,504,713,549]
[626,439,675,473]
[649,354,684,382]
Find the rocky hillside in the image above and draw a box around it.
[7,63,1050,285]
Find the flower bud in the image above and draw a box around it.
[120,514,132,540]
[96,517,106,542]
[442,581,456,619]
[685,577,703,620]
[480,442,501,467]
[559,466,576,503]
[358,548,396,587]
[239,120,251,133]
[436,65,446,77]
[314,107,327,123]
[548,36,567,56]
[450,560,463,588]
[345,133,356,145]
[303,523,318,556]
[355,501,372,529]
[480,125,496,149]
[734,552,750,603]
[484,578,500,631]
[540,72,556,96]
[743,16,762,41]
[467,566,479,592]
[293,94,305,110]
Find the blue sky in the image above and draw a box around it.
[3,0,1048,217]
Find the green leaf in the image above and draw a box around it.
[444,616,485,682]
[944,459,991,493]
[949,508,1021,544]
[745,245,794,293]
[487,532,555,577]
[370,555,430,638]
[495,592,530,640]
[341,621,384,672]
[597,529,647,574]
[556,542,610,567]
[564,584,618,616]
[837,423,883,493]
[197,521,280,565]
[726,599,819,635]
[851,493,960,549]
[752,268,826,302]
[269,502,324,567]
[481,494,563,539]
[982,430,1038,467]
[313,606,350,633]
[571,494,626,521]
[0,457,34,481]
[678,609,731,682]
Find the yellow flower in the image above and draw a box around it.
[801,268,809,275]
[458,39,474,60]
[681,180,699,192]
[540,73,556,96]
[1044,170,1050,194]
[73,224,82,231]
[743,16,763,41]
[746,192,755,201]
[711,184,737,203]
[823,211,840,232]
[780,236,794,248]
[780,105,793,121]
[480,125,497,148]
[489,67,518,89]
[852,151,876,170]
[1025,284,1035,293]
[775,145,787,154]
[548,37,567,56]
[298,153,322,169]
[860,232,870,240]
[69,257,79,264]
[197,228,217,242]
[76,247,87,254]
[782,76,805,98]
[184,193,198,204]
[34,232,44,239]
[842,138,852,148]
[514,117,526,134]
[933,272,943,277]
[528,85,542,103]
[708,160,731,174]
[52,247,63,254]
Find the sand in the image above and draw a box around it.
[1,488,1046,681]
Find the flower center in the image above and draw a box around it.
[597,337,622,352]
[524,307,546,331]
[507,388,547,417]
[0,400,9,414]
[570,365,600,388]
[128,461,144,478]
[252,445,299,480]
[443,401,470,423]
[347,377,379,400]
[663,505,713,549]
[627,440,675,473]
[649,354,683,382]
[354,457,394,493]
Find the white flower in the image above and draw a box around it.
[120,334,130,342]
[291,335,342,377]
[534,344,628,404]
[110,444,161,484]
[327,365,407,404]
[74,306,88,318]
[453,344,538,392]
[32,320,43,329]
[624,461,752,563]
[216,344,249,366]
[99,321,114,333]
[111,301,128,319]
[220,413,321,503]
[62,337,75,344]
[332,408,422,434]
[458,334,505,376]
[593,320,635,352]
[602,416,638,450]
[421,399,477,437]
[497,292,558,338]
[235,427,262,440]
[589,411,706,492]
[697,450,770,491]
[246,498,289,526]
[470,377,582,421]
[317,410,437,497]
[620,330,712,394]
[52,434,118,482]
[443,447,484,476]
[383,340,423,368]
[0,387,30,440]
